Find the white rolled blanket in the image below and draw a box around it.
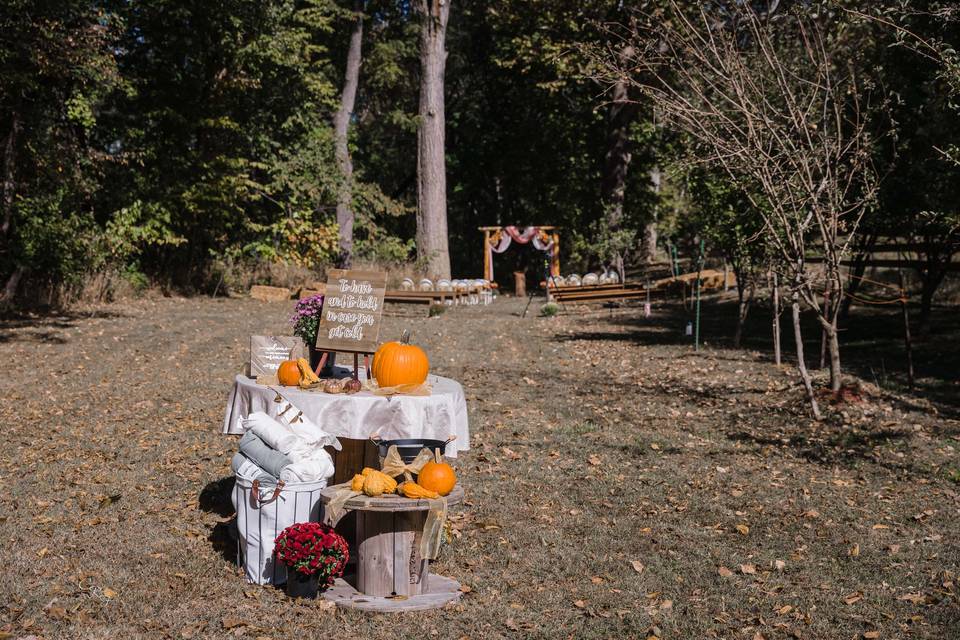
[241,411,336,484]
[280,450,335,484]
[244,412,300,454]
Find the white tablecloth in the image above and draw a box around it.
[221,369,470,456]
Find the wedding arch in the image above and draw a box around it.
[479,226,561,282]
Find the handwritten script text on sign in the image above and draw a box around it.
[315,269,387,353]
[325,280,379,340]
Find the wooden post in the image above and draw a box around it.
[771,271,781,366]
[482,230,492,282]
[550,232,561,277]
[899,270,915,388]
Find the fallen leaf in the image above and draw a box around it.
[864,632,879,639]
[458,584,472,593]
[774,560,786,572]
[102,587,117,599]
[660,599,673,610]
[898,592,926,605]
[505,618,520,631]
[740,564,756,575]
[718,566,734,577]
[222,617,248,630]
[872,524,889,530]
[591,576,604,584]
[735,524,750,536]
[776,605,793,615]
[574,600,586,608]
[36,547,48,558]
[887,544,900,555]
[45,606,69,621]
[588,454,602,466]
[849,543,860,557]
[843,592,863,605]
[631,560,645,574]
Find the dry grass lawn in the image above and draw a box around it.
[0,295,957,639]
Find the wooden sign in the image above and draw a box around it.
[315,269,387,354]
[249,335,305,377]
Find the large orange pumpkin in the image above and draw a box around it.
[277,360,301,386]
[372,330,429,387]
[417,458,456,496]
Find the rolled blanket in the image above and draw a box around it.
[279,448,335,484]
[238,431,293,478]
[286,413,341,451]
[244,412,300,454]
[231,452,278,484]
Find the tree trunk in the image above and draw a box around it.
[917,263,947,337]
[639,167,660,264]
[733,274,753,349]
[333,0,365,269]
[771,270,781,366]
[415,0,452,279]
[792,292,820,419]
[601,44,637,281]
[0,265,24,308]
[825,320,841,394]
[2,110,19,238]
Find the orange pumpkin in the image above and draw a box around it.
[417,458,456,496]
[277,360,301,386]
[373,330,429,388]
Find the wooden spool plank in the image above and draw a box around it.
[394,510,428,595]
[323,574,462,613]
[357,511,396,597]
[319,484,464,512]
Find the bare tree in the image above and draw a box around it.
[599,3,878,411]
[333,0,365,268]
[415,0,452,279]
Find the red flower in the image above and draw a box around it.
[275,522,349,581]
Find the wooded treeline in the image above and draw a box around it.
[0,0,957,319]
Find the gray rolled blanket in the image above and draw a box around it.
[238,431,293,478]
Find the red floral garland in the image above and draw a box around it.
[274,522,349,585]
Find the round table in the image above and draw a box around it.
[221,368,470,456]
[319,484,465,612]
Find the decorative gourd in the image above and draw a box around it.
[296,358,320,385]
[398,481,439,500]
[417,452,457,496]
[372,330,429,388]
[350,474,365,492]
[277,360,301,386]
[360,467,398,495]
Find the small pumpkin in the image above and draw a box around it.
[417,450,456,496]
[277,360,301,386]
[373,330,429,388]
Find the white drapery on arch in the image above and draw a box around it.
[486,226,556,281]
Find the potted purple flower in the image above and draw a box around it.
[290,293,335,374]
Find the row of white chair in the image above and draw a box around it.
[550,270,620,287]
[399,278,495,305]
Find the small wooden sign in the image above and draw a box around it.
[315,269,387,354]
[250,335,305,377]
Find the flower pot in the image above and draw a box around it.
[308,346,336,376]
[285,570,320,599]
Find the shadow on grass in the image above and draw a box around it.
[199,476,239,565]
[554,294,960,415]
[0,309,128,344]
